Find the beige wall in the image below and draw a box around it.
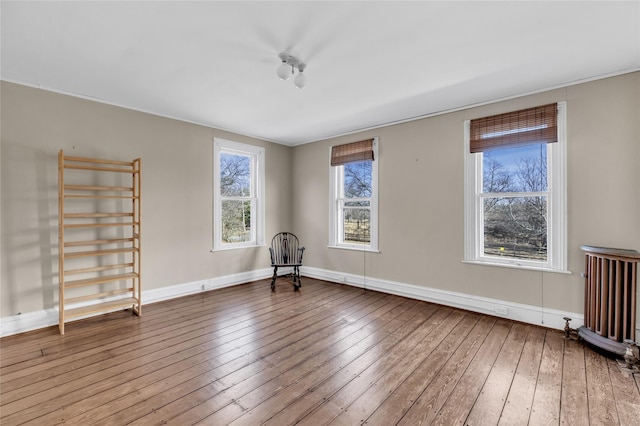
[1,82,292,317]
[292,72,640,315]
[2,72,639,328]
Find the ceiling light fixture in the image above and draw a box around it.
[277,52,306,89]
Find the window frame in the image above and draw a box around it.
[464,102,567,272]
[329,137,379,252]
[213,138,265,251]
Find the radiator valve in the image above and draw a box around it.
[623,340,639,368]
[563,317,579,340]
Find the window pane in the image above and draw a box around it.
[220,153,251,197]
[221,200,252,243]
[483,196,547,261]
[483,143,547,193]
[344,200,370,207]
[344,161,372,198]
[343,208,370,244]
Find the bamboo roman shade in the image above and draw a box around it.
[470,103,558,153]
[330,138,375,166]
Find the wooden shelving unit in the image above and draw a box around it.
[58,150,141,334]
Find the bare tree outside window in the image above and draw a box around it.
[482,143,548,260]
[343,161,372,244]
[220,153,252,243]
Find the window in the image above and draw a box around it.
[464,103,566,271]
[329,138,379,251]
[213,138,265,250]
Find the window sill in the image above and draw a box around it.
[328,245,380,253]
[462,259,572,275]
[210,244,266,252]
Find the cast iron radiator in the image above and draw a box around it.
[579,245,639,355]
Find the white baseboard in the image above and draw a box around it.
[0,268,273,338]
[0,308,59,339]
[3,266,621,338]
[301,266,584,332]
[144,268,273,304]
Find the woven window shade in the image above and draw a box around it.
[470,103,558,153]
[331,139,375,166]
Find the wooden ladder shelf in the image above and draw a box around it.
[58,150,141,334]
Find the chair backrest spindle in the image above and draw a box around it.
[270,232,304,265]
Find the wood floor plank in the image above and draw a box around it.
[432,319,512,425]
[219,305,452,426]
[295,304,454,425]
[528,330,565,425]
[77,289,392,425]
[328,309,469,425]
[560,338,590,425]
[464,322,529,425]
[498,325,546,425]
[49,286,372,425]
[0,280,304,380]
[584,345,618,424]
[1,278,636,426]
[258,306,453,426]
[2,281,334,392]
[188,297,428,425]
[0,281,267,363]
[2,282,348,424]
[362,313,481,426]
[104,288,396,425]
[606,359,640,426]
[4,280,301,368]
[394,315,497,425]
[5,280,330,384]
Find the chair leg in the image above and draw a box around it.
[293,266,302,291]
[271,266,277,292]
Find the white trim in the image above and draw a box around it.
[145,268,272,303]
[213,138,265,251]
[461,260,572,275]
[463,102,567,272]
[4,265,620,338]
[327,245,380,253]
[551,102,568,270]
[0,309,59,339]
[329,137,379,251]
[302,266,583,332]
[0,268,272,337]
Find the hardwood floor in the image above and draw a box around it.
[1,278,639,425]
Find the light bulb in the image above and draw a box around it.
[294,71,306,89]
[277,62,292,80]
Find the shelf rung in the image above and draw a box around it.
[64,222,138,229]
[64,247,138,259]
[65,263,134,275]
[64,272,138,289]
[65,288,134,304]
[65,238,134,247]
[64,297,139,319]
[64,185,133,192]
[64,213,133,219]
[63,155,134,166]
[65,194,139,199]
[64,164,138,173]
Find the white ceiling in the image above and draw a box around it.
[2,1,639,145]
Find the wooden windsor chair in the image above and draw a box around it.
[269,232,305,292]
